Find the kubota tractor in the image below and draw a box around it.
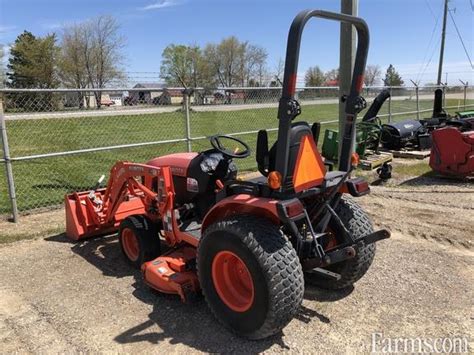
[65,10,390,339]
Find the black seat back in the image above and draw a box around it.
[256,122,324,189]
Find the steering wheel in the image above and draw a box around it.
[210,135,251,159]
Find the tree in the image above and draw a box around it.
[7,31,59,89]
[160,44,211,87]
[204,37,245,88]
[7,31,59,111]
[203,36,268,88]
[243,44,268,86]
[325,68,339,82]
[304,66,325,87]
[270,57,285,86]
[58,25,88,89]
[0,45,6,88]
[58,16,125,107]
[58,25,89,107]
[384,64,404,86]
[364,64,381,87]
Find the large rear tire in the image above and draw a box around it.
[305,197,376,290]
[197,215,304,339]
[118,215,161,269]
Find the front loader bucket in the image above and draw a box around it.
[65,189,146,241]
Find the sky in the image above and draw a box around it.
[0,0,473,86]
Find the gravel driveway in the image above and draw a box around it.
[0,181,472,353]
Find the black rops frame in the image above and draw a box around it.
[275,10,370,182]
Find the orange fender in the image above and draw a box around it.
[202,194,281,232]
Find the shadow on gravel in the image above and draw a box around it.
[304,285,354,302]
[114,286,290,352]
[400,172,473,187]
[46,233,135,278]
[46,233,343,351]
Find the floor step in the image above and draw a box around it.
[359,151,393,170]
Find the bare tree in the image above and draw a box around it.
[325,68,339,82]
[364,64,381,87]
[204,37,245,88]
[86,16,125,106]
[247,45,268,86]
[58,25,89,107]
[59,16,125,108]
[275,58,284,82]
[160,44,212,88]
[203,37,268,88]
[304,66,325,87]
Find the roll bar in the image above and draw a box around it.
[275,10,370,180]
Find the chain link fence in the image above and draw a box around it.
[1,85,472,221]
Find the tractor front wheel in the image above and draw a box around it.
[118,215,161,269]
[197,215,304,339]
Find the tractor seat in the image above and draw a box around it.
[256,121,328,190]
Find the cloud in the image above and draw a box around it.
[1,44,11,65]
[139,0,180,11]
[0,26,16,36]
[40,22,62,30]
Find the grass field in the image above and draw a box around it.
[0,98,471,214]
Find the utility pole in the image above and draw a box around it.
[437,0,449,85]
[339,0,358,157]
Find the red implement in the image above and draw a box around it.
[430,127,474,177]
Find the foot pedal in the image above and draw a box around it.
[307,267,341,281]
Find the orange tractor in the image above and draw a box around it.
[65,10,390,339]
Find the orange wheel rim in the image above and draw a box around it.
[122,228,139,261]
[211,251,254,312]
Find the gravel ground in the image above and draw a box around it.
[0,178,473,353]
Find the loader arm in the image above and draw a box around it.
[65,161,174,240]
[101,162,169,224]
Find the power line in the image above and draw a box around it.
[416,0,443,84]
[448,8,474,69]
[418,37,442,84]
[424,0,437,18]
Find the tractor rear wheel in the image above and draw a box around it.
[118,215,161,269]
[305,196,376,290]
[197,215,304,339]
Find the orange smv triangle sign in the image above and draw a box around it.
[292,135,326,192]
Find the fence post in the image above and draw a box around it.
[415,85,420,119]
[410,80,420,120]
[461,81,468,110]
[388,86,392,123]
[183,89,192,152]
[0,94,19,222]
[463,85,467,110]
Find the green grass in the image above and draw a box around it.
[0,98,471,214]
[393,161,434,177]
[0,225,64,244]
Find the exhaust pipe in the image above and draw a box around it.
[362,89,390,122]
[432,88,448,119]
